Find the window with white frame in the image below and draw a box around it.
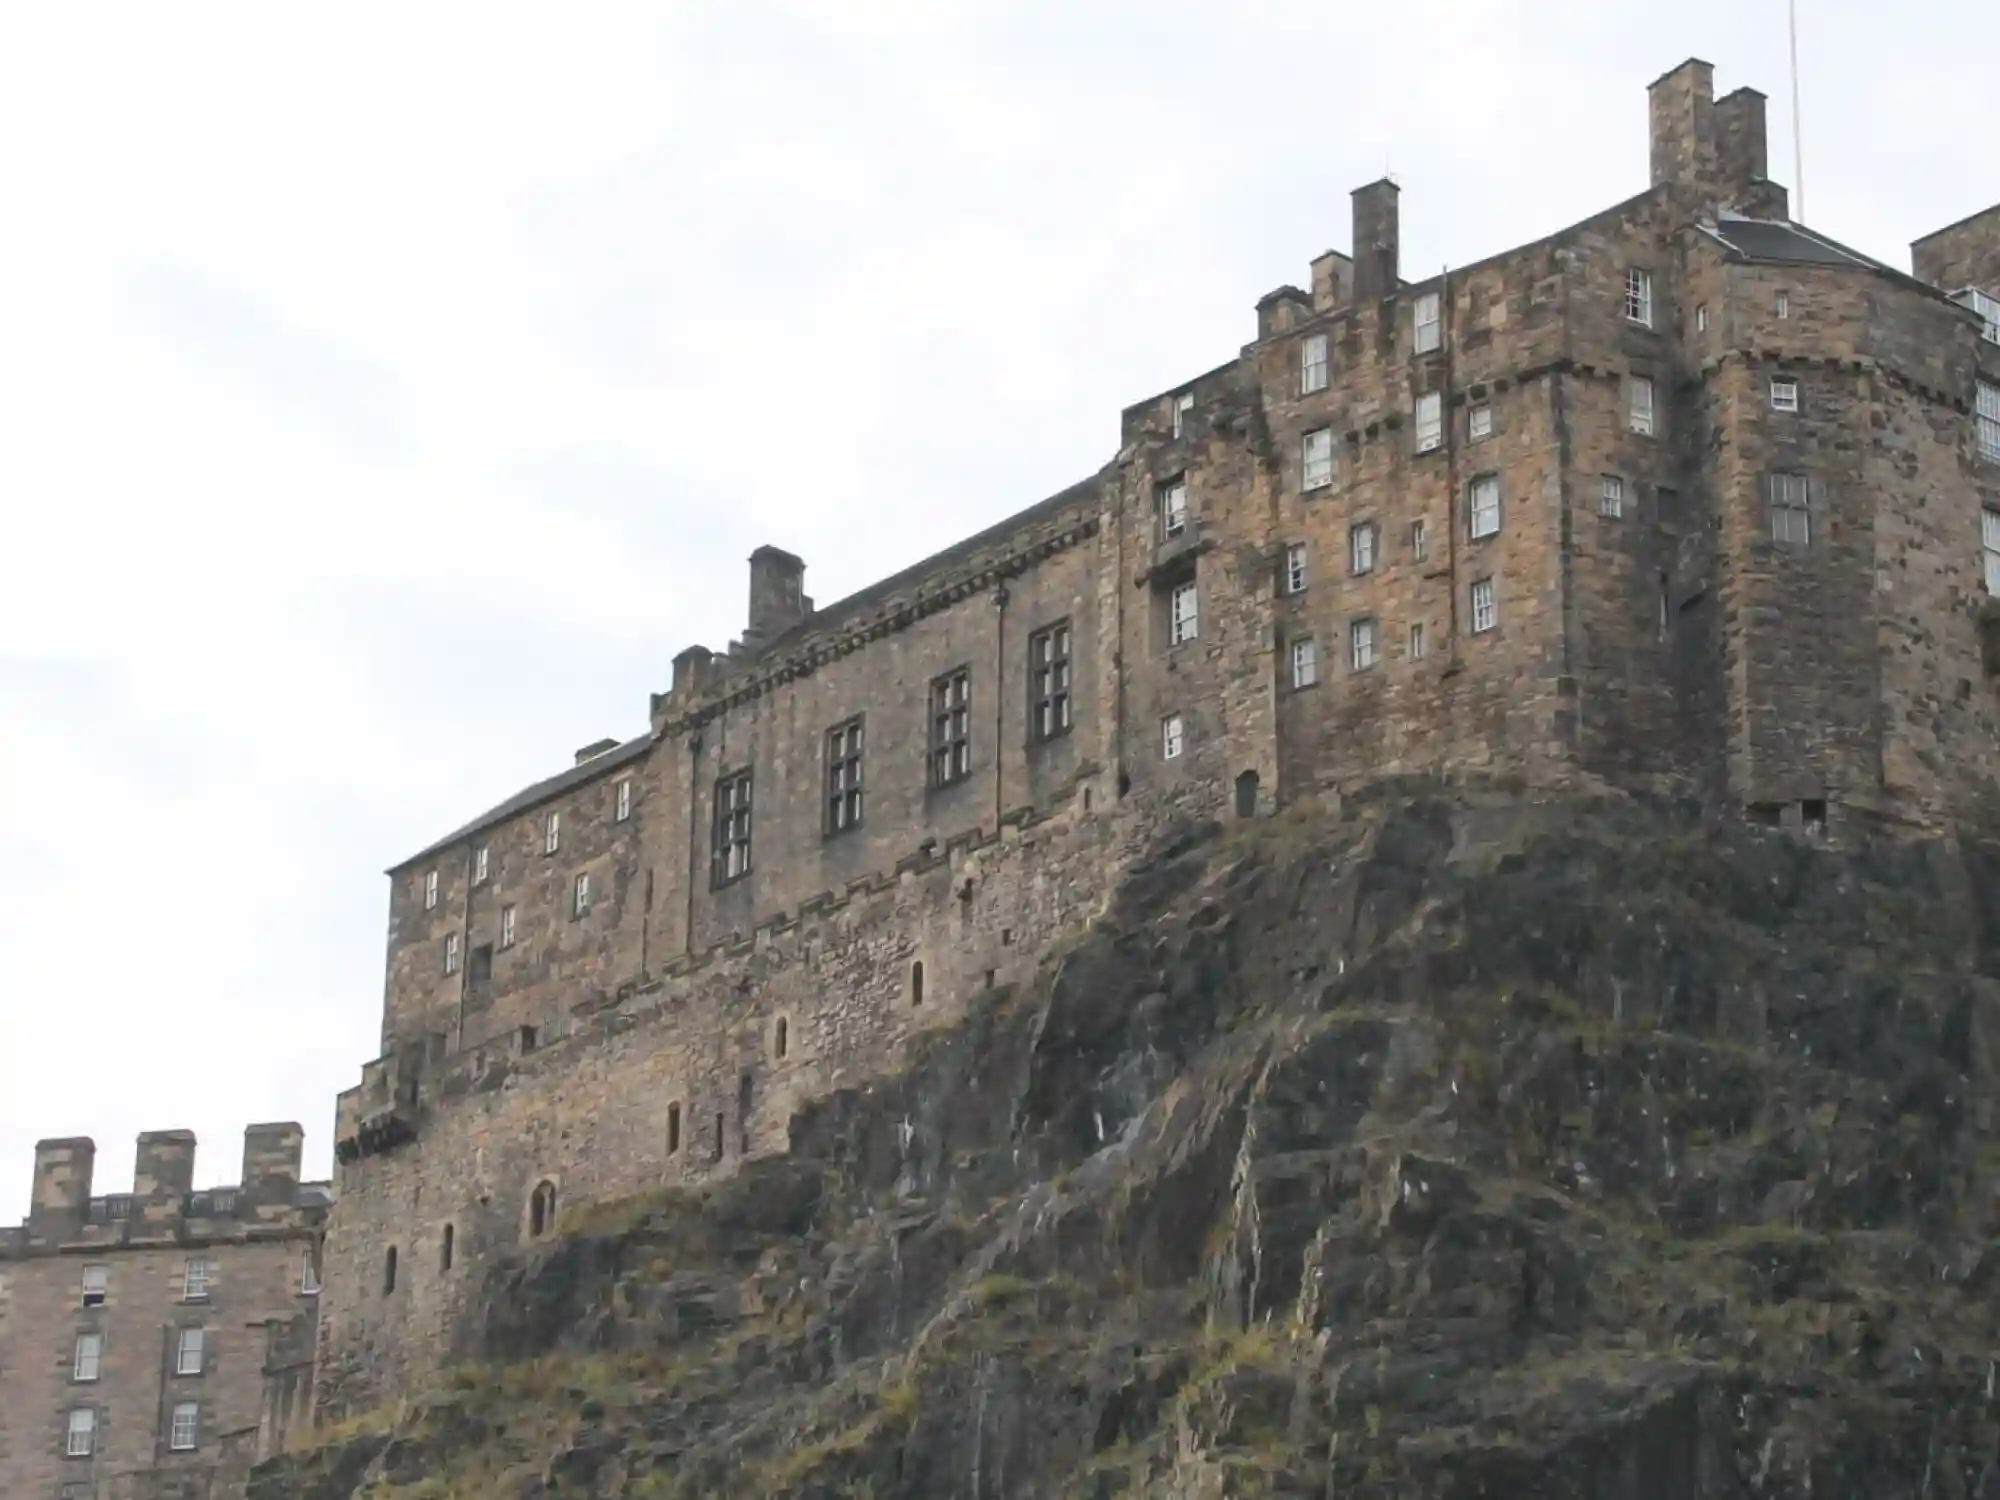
[1468,403,1492,442]
[1290,637,1317,689]
[1172,392,1194,439]
[423,870,438,910]
[1775,290,1790,319]
[1696,303,1708,333]
[176,1327,205,1376]
[1408,621,1427,660]
[1160,713,1185,760]
[1284,542,1308,594]
[1300,333,1329,394]
[1169,581,1199,645]
[1415,392,1443,453]
[1982,508,2000,594]
[1349,617,1377,671]
[443,932,459,975]
[615,779,632,821]
[183,1258,213,1302]
[1302,428,1334,490]
[572,872,591,918]
[1771,378,1799,413]
[1957,288,2000,344]
[1414,291,1442,353]
[473,846,489,884]
[1600,475,1625,518]
[499,905,516,948]
[1410,518,1429,562]
[1769,472,1811,545]
[1349,521,1377,575]
[1470,577,1497,633]
[300,1253,320,1296]
[1157,476,1188,539]
[81,1264,107,1307]
[1468,475,1501,539]
[73,1333,102,1382]
[1625,268,1653,327]
[170,1401,200,1452]
[1979,381,2000,462]
[67,1408,96,1457]
[1629,375,1656,435]
[543,811,560,855]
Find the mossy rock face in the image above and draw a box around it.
[254,787,2000,1499]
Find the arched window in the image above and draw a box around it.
[381,1246,398,1295]
[774,1017,789,1060]
[440,1224,454,1272]
[1235,769,1260,819]
[529,1181,557,1239]
[667,1101,682,1155]
[911,960,925,1008]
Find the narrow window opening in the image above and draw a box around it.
[714,1111,726,1161]
[441,1224,455,1272]
[382,1246,398,1295]
[739,1072,754,1155]
[668,1101,682,1155]
[529,1180,556,1238]
[911,960,925,1007]
[774,1016,789,1060]
[1029,622,1073,741]
[1802,799,1828,838]
[1234,770,1259,819]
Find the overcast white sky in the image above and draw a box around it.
[0,2,1989,1215]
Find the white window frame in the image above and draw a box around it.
[1775,290,1790,319]
[1629,375,1656,436]
[1696,303,1708,334]
[1468,403,1492,442]
[1160,713,1184,761]
[1349,521,1376,575]
[1169,581,1199,645]
[1349,617,1377,671]
[500,905,517,949]
[169,1401,200,1452]
[1984,508,2000,595]
[1157,477,1188,540]
[1468,476,1501,540]
[81,1264,107,1306]
[1770,472,1811,546]
[1290,637,1317,689]
[67,1408,96,1457]
[443,932,459,975]
[182,1258,214,1303]
[1410,518,1428,562]
[176,1327,205,1376]
[1600,475,1625,518]
[1408,621,1427,660]
[573,872,591,918]
[1172,391,1194,439]
[423,870,438,910]
[73,1333,103,1382]
[1302,428,1334,490]
[1415,392,1443,453]
[615,779,632,821]
[1470,578,1497,634]
[1770,378,1799,413]
[543,811,560,855]
[1300,333,1329,395]
[1978,380,2000,463]
[1284,543,1308,594]
[473,846,488,884]
[1625,268,1653,327]
[1414,291,1442,353]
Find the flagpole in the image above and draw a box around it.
[1789,0,1805,221]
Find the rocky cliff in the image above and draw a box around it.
[258,785,2000,1498]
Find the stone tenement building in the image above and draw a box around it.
[0,1128,329,1500]
[316,57,2000,1417]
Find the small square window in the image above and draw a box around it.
[1468,404,1492,442]
[1284,543,1308,595]
[1410,519,1429,562]
[170,1400,200,1452]
[73,1333,102,1383]
[1629,376,1656,436]
[1169,581,1199,646]
[423,870,438,910]
[499,905,517,948]
[1290,637,1317,689]
[1775,290,1789,319]
[472,846,489,884]
[1302,428,1334,490]
[1770,379,1799,413]
[615,779,632,821]
[1300,334,1329,395]
[1415,392,1443,453]
[1171,391,1194,439]
[176,1327,205,1376]
[443,932,459,975]
[67,1407,96,1457]
[1349,522,1376,575]
[543,812,560,855]
[1600,475,1625,518]
[80,1264,107,1307]
[1625,268,1653,327]
[1470,577,1497,633]
[1408,621,1427,660]
[1349,617,1377,671]
[183,1258,214,1303]
[1414,291,1441,353]
[1161,713,1184,760]
[1770,472,1811,545]
[1468,476,1501,540]
[572,872,592,919]
[1156,477,1188,540]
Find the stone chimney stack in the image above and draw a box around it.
[744,547,810,652]
[1351,179,1401,302]
[241,1122,304,1209]
[1649,58,1716,197]
[134,1129,197,1201]
[29,1136,94,1227]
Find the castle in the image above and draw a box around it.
[5,55,1998,1492]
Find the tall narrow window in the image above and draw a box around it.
[1349,617,1377,671]
[176,1327,204,1376]
[1349,522,1377,575]
[774,1016,789,1059]
[1414,290,1441,353]
[543,811,561,855]
[169,1402,200,1452]
[1983,508,2000,595]
[67,1408,96,1457]
[1169,581,1199,645]
[529,1181,557,1238]
[1172,391,1194,439]
[81,1264,107,1307]
[1629,376,1656,436]
[1284,543,1308,594]
[300,1254,320,1296]
[381,1247,397,1294]
[615,779,633,821]
[443,932,460,974]
[1290,637,1317,689]
[825,719,864,835]
[182,1259,214,1303]
[1302,428,1334,490]
[1468,404,1492,442]
[1770,378,1799,413]
[73,1333,103,1382]
[929,668,972,788]
[473,845,489,884]
[712,770,753,886]
[423,870,439,910]
[1775,290,1790,319]
[571,872,591,919]
[1415,392,1443,453]
[1769,472,1811,546]
[910,960,925,1007]
[499,905,517,948]
[1978,381,2000,463]
[1468,476,1502,539]
[1625,268,1653,327]
[1696,303,1708,333]
[667,1102,682,1154]
[1161,713,1185,760]
[1600,475,1625,518]
[1156,476,1188,540]
[1029,623,1072,741]
[1470,578,1497,634]
[441,1224,454,1272]
[1410,519,1429,562]
[1300,333,1329,394]
[1408,621,1427,660]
